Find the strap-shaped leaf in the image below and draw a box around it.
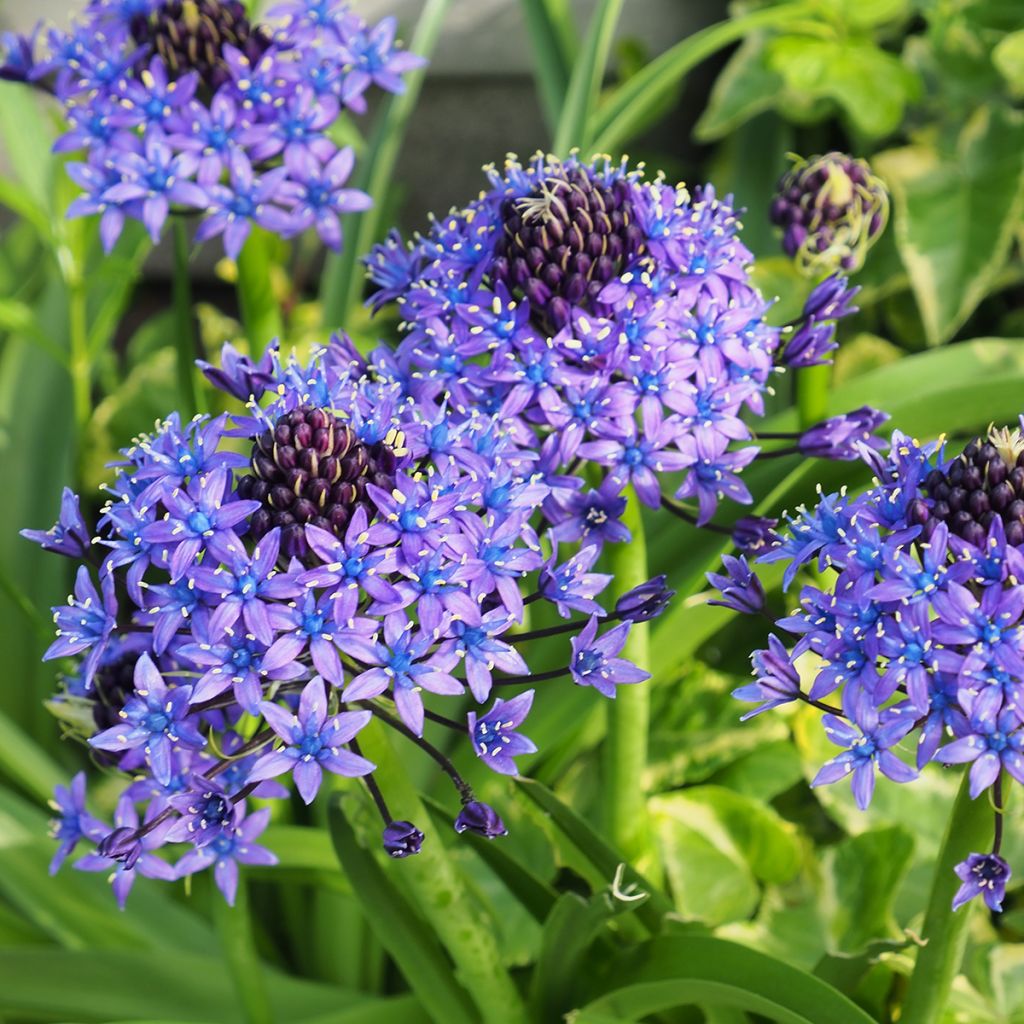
[577,937,876,1023]
[515,778,672,931]
[326,795,479,1024]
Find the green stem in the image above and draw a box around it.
[601,489,654,868]
[796,362,831,429]
[354,721,530,1024]
[236,227,284,344]
[213,875,273,1024]
[172,218,202,418]
[899,773,993,1024]
[68,277,91,441]
[319,0,452,328]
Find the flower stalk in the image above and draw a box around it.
[235,227,284,346]
[601,488,653,866]
[172,218,202,418]
[900,772,992,1024]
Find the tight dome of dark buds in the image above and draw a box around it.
[491,164,646,330]
[917,428,1024,548]
[915,427,1024,547]
[770,152,888,275]
[129,0,271,91]
[237,406,400,560]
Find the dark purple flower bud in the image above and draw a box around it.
[198,341,276,403]
[731,516,779,554]
[782,319,837,369]
[798,407,889,461]
[613,575,674,622]
[953,852,1011,912]
[707,555,765,614]
[454,801,508,839]
[771,153,888,275]
[97,826,144,869]
[803,274,860,322]
[21,487,91,558]
[0,27,42,83]
[382,820,424,858]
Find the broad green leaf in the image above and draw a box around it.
[874,106,1024,346]
[823,827,915,955]
[578,937,876,1023]
[766,36,917,138]
[710,741,804,802]
[327,795,480,1024]
[651,788,802,925]
[829,0,909,27]
[993,29,1024,92]
[588,2,814,154]
[695,35,784,141]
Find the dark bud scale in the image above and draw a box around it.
[491,163,645,332]
[131,0,272,92]
[237,406,399,561]
[914,428,1024,547]
[88,651,141,763]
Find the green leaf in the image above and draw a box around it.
[519,0,575,133]
[422,795,557,924]
[823,827,914,955]
[695,35,784,142]
[766,36,917,138]
[0,706,65,804]
[874,106,1024,345]
[327,795,480,1024]
[0,947,395,1024]
[651,788,802,926]
[828,0,909,27]
[588,3,813,154]
[515,777,672,933]
[577,937,877,1023]
[552,0,624,154]
[530,892,626,1019]
[993,29,1024,92]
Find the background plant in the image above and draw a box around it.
[3,1,1024,1023]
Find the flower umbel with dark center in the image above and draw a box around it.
[721,423,1024,909]
[770,152,888,275]
[130,0,273,92]
[491,162,645,330]
[237,404,399,561]
[467,690,537,776]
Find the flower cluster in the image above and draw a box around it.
[28,337,663,906]
[3,0,423,255]
[714,423,1024,912]
[365,152,873,541]
[770,152,889,276]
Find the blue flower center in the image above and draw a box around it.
[574,649,603,676]
[197,794,231,826]
[299,735,323,759]
[144,711,170,734]
[187,510,213,534]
